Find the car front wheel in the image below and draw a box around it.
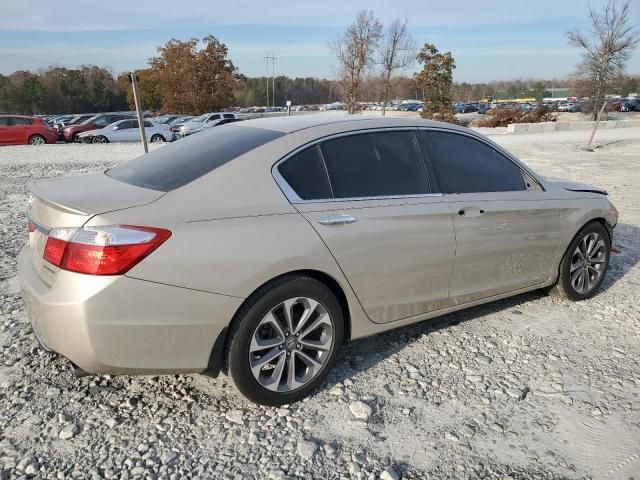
[551,222,611,301]
[225,275,344,405]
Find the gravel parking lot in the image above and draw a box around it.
[0,127,639,479]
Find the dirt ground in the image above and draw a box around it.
[0,126,638,479]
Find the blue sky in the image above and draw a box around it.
[0,0,638,82]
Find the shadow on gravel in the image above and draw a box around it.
[325,222,639,388]
[599,223,639,292]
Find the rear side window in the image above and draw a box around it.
[321,131,431,198]
[107,125,284,191]
[418,131,525,193]
[0,118,7,126]
[278,145,332,200]
[223,114,235,119]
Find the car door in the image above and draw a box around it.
[277,130,457,324]
[0,117,12,144]
[417,129,563,305]
[6,117,27,144]
[121,120,140,142]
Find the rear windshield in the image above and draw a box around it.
[106,125,284,191]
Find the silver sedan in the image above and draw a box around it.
[19,116,617,405]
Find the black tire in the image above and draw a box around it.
[224,275,344,406]
[549,221,610,301]
[150,134,165,143]
[28,134,46,145]
[92,136,109,144]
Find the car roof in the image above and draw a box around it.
[233,114,468,134]
[0,114,37,119]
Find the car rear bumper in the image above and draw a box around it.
[18,246,243,375]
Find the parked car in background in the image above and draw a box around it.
[0,115,58,145]
[78,119,173,144]
[173,112,238,138]
[54,114,95,140]
[62,113,133,143]
[181,117,244,137]
[19,116,617,405]
[154,115,183,125]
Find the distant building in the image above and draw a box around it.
[542,87,570,98]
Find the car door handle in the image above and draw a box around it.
[318,214,358,226]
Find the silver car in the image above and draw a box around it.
[19,116,618,405]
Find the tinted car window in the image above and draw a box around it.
[223,114,235,119]
[0,118,8,126]
[94,117,108,126]
[418,131,525,193]
[278,145,332,200]
[107,125,284,191]
[144,121,153,128]
[320,131,430,198]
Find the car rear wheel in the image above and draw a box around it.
[549,222,610,301]
[28,135,46,145]
[150,134,165,143]
[93,136,109,144]
[225,275,344,406]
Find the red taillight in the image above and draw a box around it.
[43,225,171,275]
[43,236,68,265]
[28,222,36,233]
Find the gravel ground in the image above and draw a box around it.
[0,128,639,480]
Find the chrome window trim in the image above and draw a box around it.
[271,126,443,204]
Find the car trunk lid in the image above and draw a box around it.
[27,172,164,283]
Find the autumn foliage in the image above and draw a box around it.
[472,106,556,128]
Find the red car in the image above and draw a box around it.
[62,113,133,143]
[0,115,58,146]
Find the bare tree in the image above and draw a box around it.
[567,0,639,119]
[379,18,416,115]
[330,10,382,114]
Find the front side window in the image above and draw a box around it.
[321,131,431,199]
[207,115,221,122]
[418,131,525,193]
[94,117,108,126]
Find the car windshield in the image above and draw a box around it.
[106,125,285,191]
[81,115,100,125]
[193,114,208,122]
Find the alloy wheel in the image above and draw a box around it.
[570,232,607,294]
[29,136,45,145]
[249,297,334,392]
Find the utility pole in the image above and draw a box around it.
[265,52,276,108]
[272,52,276,108]
[129,73,148,154]
[264,53,270,107]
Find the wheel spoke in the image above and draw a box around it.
[580,269,589,292]
[293,299,319,334]
[590,256,606,264]
[285,353,301,390]
[263,353,287,391]
[587,239,604,257]
[282,298,297,333]
[299,336,332,352]
[250,348,284,376]
[299,312,331,339]
[571,267,583,284]
[296,350,323,373]
[250,334,284,353]
[570,260,582,273]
